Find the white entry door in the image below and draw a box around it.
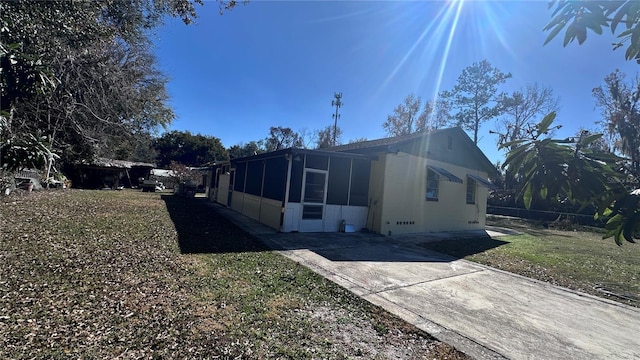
[299,169,328,232]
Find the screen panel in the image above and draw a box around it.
[327,157,350,205]
[305,154,328,170]
[233,162,247,192]
[288,158,304,203]
[349,159,370,206]
[263,156,288,201]
[245,160,264,196]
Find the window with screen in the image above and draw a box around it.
[327,157,350,205]
[466,178,476,204]
[426,168,439,201]
[305,154,328,170]
[245,160,264,196]
[262,157,288,201]
[234,162,246,192]
[349,159,370,206]
[288,159,304,203]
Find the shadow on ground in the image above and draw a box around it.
[419,237,510,260]
[170,195,508,262]
[161,195,268,254]
[312,244,457,263]
[262,232,493,263]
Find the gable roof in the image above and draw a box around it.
[331,127,496,175]
[328,131,429,153]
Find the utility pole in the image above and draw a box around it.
[331,92,343,147]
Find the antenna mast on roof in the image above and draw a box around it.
[331,92,343,146]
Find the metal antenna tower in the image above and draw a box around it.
[331,92,343,146]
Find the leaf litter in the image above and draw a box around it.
[0,189,468,359]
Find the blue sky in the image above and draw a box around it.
[154,0,639,164]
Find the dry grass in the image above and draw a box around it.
[0,189,468,359]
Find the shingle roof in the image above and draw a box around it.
[328,128,447,152]
[329,127,496,175]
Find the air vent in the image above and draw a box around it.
[395,221,415,225]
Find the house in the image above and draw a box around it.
[331,127,496,235]
[68,158,154,189]
[210,149,371,232]
[209,127,496,235]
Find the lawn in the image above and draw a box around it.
[0,189,466,359]
[420,217,640,307]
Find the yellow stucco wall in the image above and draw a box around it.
[373,152,488,235]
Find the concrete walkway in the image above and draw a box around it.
[211,203,640,360]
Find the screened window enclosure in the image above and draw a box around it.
[466,178,476,204]
[227,149,371,232]
[262,157,287,201]
[234,162,246,192]
[232,157,289,201]
[230,152,370,206]
[426,168,439,201]
[284,154,369,206]
[327,157,350,205]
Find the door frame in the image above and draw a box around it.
[299,168,328,232]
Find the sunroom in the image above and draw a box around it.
[214,149,372,232]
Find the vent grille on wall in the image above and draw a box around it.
[395,221,415,225]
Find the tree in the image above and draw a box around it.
[440,60,511,144]
[492,84,559,192]
[34,41,173,165]
[111,132,158,164]
[316,125,342,149]
[418,99,454,132]
[168,161,200,185]
[0,0,205,110]
[593,70,640,180]
[382,94,423,137]
[0,129,59,173]
[297,128,317,149]
[264,126,303,152]
[495,84,560,149]
[500,113,616,211]
[544,1,640,62]
[0,0,239,172]
[537,3,640,245]
[153,130,228,167]
[228,141,265,159]
[501,112,639,245]
[348,137,368,144]
[576,128,611,153]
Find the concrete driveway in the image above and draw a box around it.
[213,205,640,359]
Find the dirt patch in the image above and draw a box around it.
[306,306,464,359]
